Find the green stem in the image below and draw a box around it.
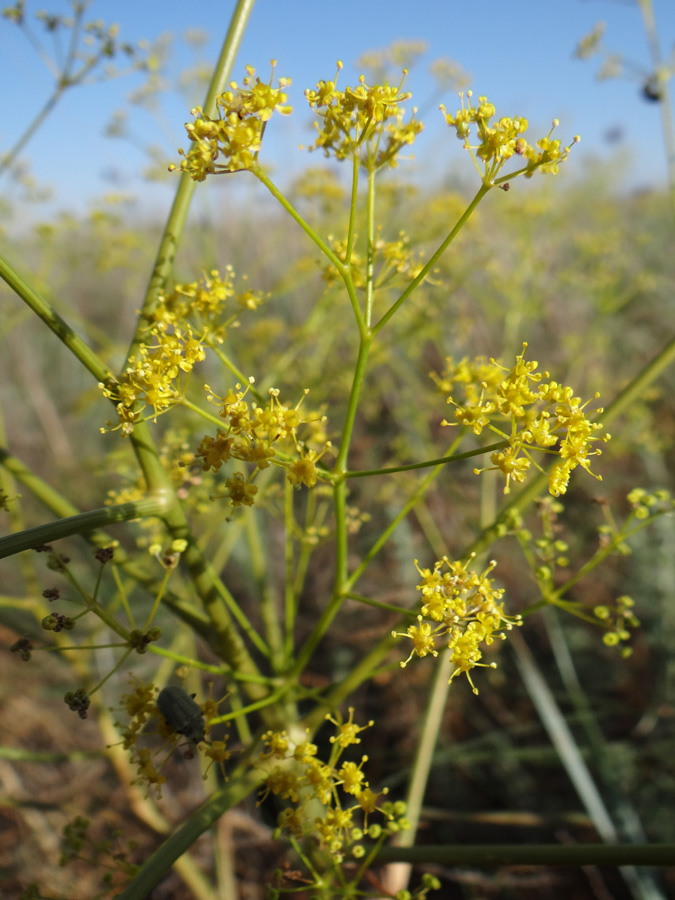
[0,446,87,520]
[0,445,259,664]
[290,335,374,676]
[303,632,399,731]
[343,440,508,478]
[178,397,225,428]
[244,505,285,669]
[114,771,262,900]
[125,0,256,361]
[335,336,373,475]
[250,165,343,269]
[344,591,416,617]
[393,652,453,862]
[283,478,296,659]
[345,154,360,262]
[302,438,463,730]
[0,87,64,178]
[180,535,270,663]
[364,166,376,327]
[373,182,490,335]
[0,498,169,560]
[347,436,463,592]
[548,510,667,606]
[205,340,265,403]
[0,250,112,384]
[638,0,675,224]
[251,165,365,332]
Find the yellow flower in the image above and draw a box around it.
[305,62,423,170]
[393,617,439,667]
[195,431,234,472]
[486,447,532,494]
[327,707,373,748]
[440,91,578,184]
[223,473,258,508]
[395,557,520,693]
[439,344,608,495]
[260,730,290,759]
[172,62,291,179]
[338,759,367,795]
[287,449,321,487]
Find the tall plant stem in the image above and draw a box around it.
[125,0,257,360]
[0,2,89,178]
[638,0,675,224]
[117,0,268,683]
[114,770,261,900]
[0,251,112,384]
[0,88,64,179]
[0,498,169,559]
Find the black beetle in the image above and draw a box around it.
[157,685,206,744]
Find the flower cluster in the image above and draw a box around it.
[395,556,521,694]
[593,595,640,657]
[438,344,610,495]
[304,62,423,169]
[100,322,206,434]
[171,62,292,180]
[626,487,674,520]
[440,91,579,183]
[257,710,407,861]
[196,381,332,508]
[153,267,266,339]
[118,680,231,797]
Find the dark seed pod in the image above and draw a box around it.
[157,685,205,744]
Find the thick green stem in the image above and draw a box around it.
[0,498,169,559]
[125,0,257,361]
[113,0,272,689]
[0,251,112,384]
[114,771,261,900]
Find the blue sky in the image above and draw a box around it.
[2,0,674,221]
